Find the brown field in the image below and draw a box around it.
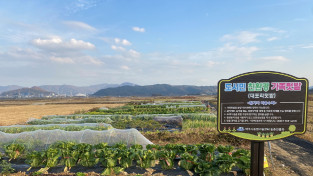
[0,97,125,126]
[297,98,313,142]
[0,96,214,126]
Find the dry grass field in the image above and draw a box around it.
[297,97,313,142]
[0,96,213,126]
[0,98,124,126]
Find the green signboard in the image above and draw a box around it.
[218,71,308,141]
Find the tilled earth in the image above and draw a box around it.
[266,136,313,176]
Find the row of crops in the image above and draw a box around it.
[85,103,209,115]
[24,113,216,131]
[40,113,215,121]
[0,123,112,133]
[0,101,250,175]
[0,142,250,176]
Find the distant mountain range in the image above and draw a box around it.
[0,86,53,98]
[0,85,24,94]
[0,83,309,97]
[38,82,136,96]
[0,82,137,97]
[93,84,217,97]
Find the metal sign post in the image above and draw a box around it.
[217,71,308,175]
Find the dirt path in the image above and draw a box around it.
[267,136,313,176]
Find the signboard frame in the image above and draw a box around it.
[217,71,309,141]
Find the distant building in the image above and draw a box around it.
[74,93,87,97]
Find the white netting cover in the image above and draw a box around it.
[0,123,112,133]
[41,115,113,120]
[27,117,113,125]
[153,116,183,127]
[0,128,152,152]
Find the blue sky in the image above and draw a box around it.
[0,0,312,86]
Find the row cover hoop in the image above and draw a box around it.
[0,128,152,152]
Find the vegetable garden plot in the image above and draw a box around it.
[26,113,217,132]
[86,104,209,115]
[141,101,204,106]
[0,142,250,176]
[41,114,114,120]
[153,116,183,128]
[0,123,112,133]
[40,113,216,121]
[0,128,152,152]
[27,117,113,125]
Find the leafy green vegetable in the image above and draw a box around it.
[157,150,176,170]
[198,143,216,162]
[0,160,15,175]
[146,144,161,151]
[5,143,25,161]
[232,149,250,175]
[75,143,98,167]
[98,148,123,175]
[180,152,198,170]
[116,148,134,168]
[136,150,157,169]
[216,153,236,174]
[25,151,45,171]
[44,147,61,168]
[194,161,221,176]
[217,145,234,154]
[54,142,79,172]
[130,144,143,150]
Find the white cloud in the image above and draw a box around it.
[83,56,104,65]
[50,56,75,64]
[259,27,285,33]
[128,49,141,58]
[267,37,278,41]
[50,55,103,65]
[260,56,289,62]
[63,21,97,31]
[217,43,259,60]
[114,38,120,43]
[111,45,126,51]
[221,31,261,45]
[32,36,95,51]
[114,38,132,46]
[207,61,217,67]
[121,65,130,70]
[121,40,131,46]
[302,44,313,49]
[28,36,103,66]
[2,47,43,61]
[67,0,100,14]
[132,27,145,32]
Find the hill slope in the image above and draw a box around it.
[93,84,217,97]
[39,82,136,95]
[0,85,24,94]
[1,87,54,97]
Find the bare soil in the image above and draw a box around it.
[0,98,124,126]
[265,136,313,176]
